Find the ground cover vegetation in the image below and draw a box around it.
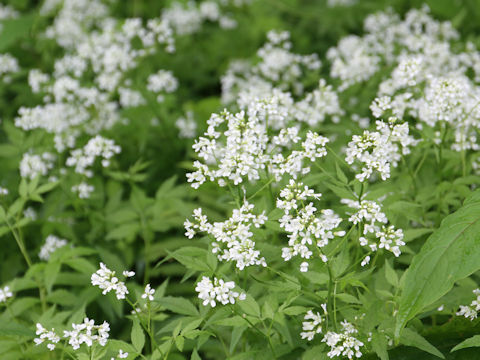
[2,0,480,359]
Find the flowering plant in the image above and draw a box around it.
[1,1,480,360]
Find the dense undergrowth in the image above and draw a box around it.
[2,0,480,359]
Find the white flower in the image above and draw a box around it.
[195,276,246,308]
[175,111,197,139]
[142,284,155,301]
[361,256,370,267]
[345,119,417,182]
[91,263,131,300]
[72,182,94,199]
[112,350,129,359]
[322,321,364,359]
[39,235,68,260]
[300,309,325,341]
[20,152,55,179]
[147,70,178,96]
[0,285,13,303]
[300,262,309,272]
[63,318,110,350]
[34,323,61,351]
[279,181,343,270]
[186,202,267,270]
[456,288,480,320]
[342,199,405,258]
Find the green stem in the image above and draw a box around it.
[5,217,47,311]
[326,265,337,331]
[125,297,158,350]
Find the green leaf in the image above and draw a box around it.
[451,335,480,352]
[399,328,445,359]
[0,14,34,51]
[335,162,348,183]
[167,247,212,273]
[175,335,185,351]
[282,306,308,316]
[158,296,199,316]
[64,258,96,275]
[371,332,389,360]
[0,322,35,337]
[384,261,398,288]
[230,326,247,354]
[131,319,145,353]
[191,348,202,360]
[237,294,261,317]
[44,261,61,293]
[395,190,480,339]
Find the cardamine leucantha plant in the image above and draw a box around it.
[2,1,480,359]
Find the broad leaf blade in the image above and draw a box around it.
[395,190,480,339]
[451,335,480,352]
[399,328,444,359]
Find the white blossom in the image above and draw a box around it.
[195,276,245,307]
[0,285,13,303]
[34,324,61,351]
[39,235,68,260]
[63,317,110,350]
[91,262,130,300]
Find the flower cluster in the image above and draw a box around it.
[34,324,61,351]
[0,53,19,81]
[0,285,13,303]
[330,6,480,153]
[147,70,178,102]
[341,198,405,259]
[185,201,267,270]
[176,111,197,138]
[161,1,239,36]
[301,308,364,360]
[326,6,459,91]
[322,321,364,359]
[456,288,480,320]
[345,118,417,182]
[300,308,325,341]
[187,96,330,188]
[66,136,121,177]
[39,235,68,261]
[195,276,246,307]
[222,30,321,103]
[19,152,55,180]
[64,318,110,350]
[278,180,343,271]
[91,262,133,300]
[0,4,18,21]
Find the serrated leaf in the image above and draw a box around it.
[395,190,480,339]
[131,319,145,353]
